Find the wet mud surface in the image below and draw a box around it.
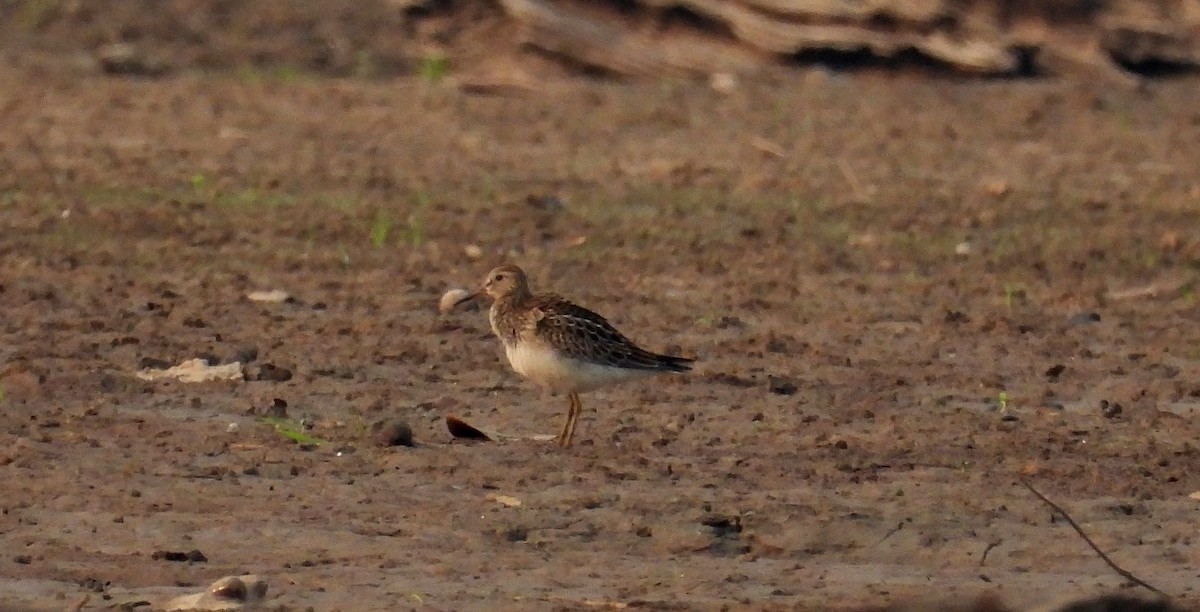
[2,20,1200,610]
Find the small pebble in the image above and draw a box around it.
[246,289,290,303]
[209,576,248,600]
[710,72,737,94]
[163,574,267,611]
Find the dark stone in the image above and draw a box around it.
[700,515,742,538]
[1056,594,1184,612]
[78,577,107,591]
[1100,400,1123,419]
[526,194,565,211]
[254,363,293,382]
[372,420,414,447]
[767,375,798,395]
[944,309,970,323]
[717,315,746,329]
[707,372,757,388]
[138,357,172,370]
[151,549,207,563]
[262,398,288,419]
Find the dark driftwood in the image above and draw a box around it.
[498,0,1200,83]
[1020,478,1168,597]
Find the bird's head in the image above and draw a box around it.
[455,264,529,307]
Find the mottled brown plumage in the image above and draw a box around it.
[456,264,693,447]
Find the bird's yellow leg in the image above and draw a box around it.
[561,393,582,448]
[556,394,574,447]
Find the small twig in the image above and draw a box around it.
[455,76,539,96]
[875,521,904,546]
[1106,276,1191,301]
[979,539,1002,567]
[837,158,867,200]
[1020,478,1166,596]
[749,136,786,158]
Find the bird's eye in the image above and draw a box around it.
[494,274,504,282]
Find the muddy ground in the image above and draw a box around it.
[3,6,1200,612]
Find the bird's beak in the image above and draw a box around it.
[455,287,484,308]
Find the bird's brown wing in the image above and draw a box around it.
[530,295,693,372]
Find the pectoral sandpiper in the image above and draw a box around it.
[453,264,693,448]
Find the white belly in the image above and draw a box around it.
[504,343,648,393]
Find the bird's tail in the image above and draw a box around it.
[654,353,695,373]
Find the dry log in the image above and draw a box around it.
[498,0,1200,82]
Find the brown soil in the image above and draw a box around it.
[2,3,1200,611]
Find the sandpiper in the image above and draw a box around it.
[453,264,693,447]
